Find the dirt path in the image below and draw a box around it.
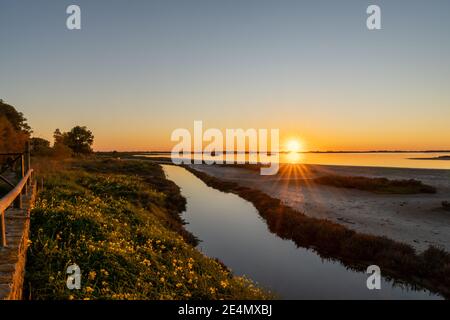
[190,164,450,252]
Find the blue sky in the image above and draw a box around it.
[1,0,450,150]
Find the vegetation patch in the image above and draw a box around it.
[313,175,436,194]
[25,159,271,300]
[213,163,437,194]
[184,166,450,299]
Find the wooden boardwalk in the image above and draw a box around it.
[0,183,35,300]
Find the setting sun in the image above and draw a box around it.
[285,139,303,153]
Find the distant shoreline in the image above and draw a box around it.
[97,150,450,155]
[409,156,450,161]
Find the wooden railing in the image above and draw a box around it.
[0,169,33,247]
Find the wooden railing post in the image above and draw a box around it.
[25,141,31,179]
[0,210,6,247]
[21,154,25,179]
[25,141,31,190]
[24,179,28,196]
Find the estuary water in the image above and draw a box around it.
[147,152,450,170]
[162,165,442,300]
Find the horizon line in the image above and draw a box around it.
[95,149,450,154]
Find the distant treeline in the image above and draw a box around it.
[0,99,94,160]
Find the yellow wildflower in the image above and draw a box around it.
[142,259,151,266]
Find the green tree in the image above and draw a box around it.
[0,116,27,152]
[30,137,52,156]
[0,100,31,155]
[0,100,32,133]
[51,128,72,159]
[63,126,94,155]
[53,129,65,145]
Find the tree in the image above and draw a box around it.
[30,137,52,156]
[0,116,29,169]
[0,116,28,153]
[63,126,94,155]
[53,129,65,145]
[0,100,32,134]
[51,128,72,159]
[0,100,31,159]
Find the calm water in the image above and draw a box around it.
[162,165,442,300]
[146,152,450,170]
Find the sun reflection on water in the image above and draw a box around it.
[286,152,304,164]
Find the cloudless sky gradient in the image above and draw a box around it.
[1,0,450,151]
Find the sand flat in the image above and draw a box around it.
[190,164,450,252]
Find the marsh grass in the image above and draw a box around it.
[25,159,272,300]
[314,175,437,194]
[185,166,450,299]
[216,163,437,194]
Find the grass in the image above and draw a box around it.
[313,175,437,194]
[25,158,272,300]
[184,165,450,299]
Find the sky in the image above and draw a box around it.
[1,0,450,151]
